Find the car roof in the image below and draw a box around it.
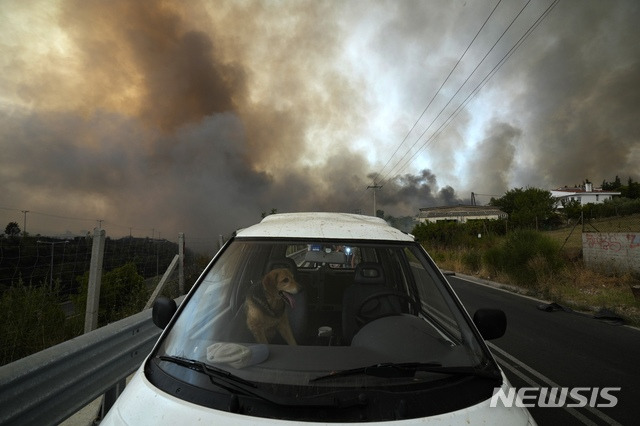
[235,212,415,241]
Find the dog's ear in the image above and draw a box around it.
[262,269,277,290]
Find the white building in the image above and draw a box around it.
[417,205,508,224]
[551,182,620,208]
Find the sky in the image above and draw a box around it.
[1,0,639,253]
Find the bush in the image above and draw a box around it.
[73,262,149,327]
[412,220,504,249]
[583,197,640,219]
[484,230,564,287]
[0,280,68,365]
[462,249,482,272]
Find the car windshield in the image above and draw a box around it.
[154,238,496,395]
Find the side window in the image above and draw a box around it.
[405,247,462,341]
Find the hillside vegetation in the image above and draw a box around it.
[414,215,640,326]
[0,235,208,366]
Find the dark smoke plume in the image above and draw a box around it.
[1,0,638,252]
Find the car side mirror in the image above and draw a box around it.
[473,309,506,340]
[152,297,177,329]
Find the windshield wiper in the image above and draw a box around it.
[158,355,362,408]
[159,355,257,388]
[310,362,501,383]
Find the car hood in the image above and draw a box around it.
[102,365,535,426]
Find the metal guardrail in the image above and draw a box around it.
[0,307,163,426]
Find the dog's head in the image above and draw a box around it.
[262,268,300,308]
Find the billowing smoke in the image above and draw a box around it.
[478,0,640,189]
[1,0,638,251]
[375,170,464,214]
[467,120,520,195]
[0,0,428,249]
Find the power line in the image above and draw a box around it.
[377,0,558,189]
[356,0,506,212]
[377,0,533,188]
[0,206,164,237]
[372,0,505,186]
[0,207,95,223]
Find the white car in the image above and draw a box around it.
[103,212,535,425]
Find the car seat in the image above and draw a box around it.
[341,262,403,344]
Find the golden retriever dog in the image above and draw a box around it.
[246,268,300,345]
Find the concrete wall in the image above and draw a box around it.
[582,232,640,274]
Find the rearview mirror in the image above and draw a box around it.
[152,297,177,329]
[473,309,506,340]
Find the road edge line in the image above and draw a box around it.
[489,342,623,426]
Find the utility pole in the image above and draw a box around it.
[21,210,29,236]
[37,240,69,291]
[367,183,383,217]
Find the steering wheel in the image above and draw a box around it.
[355,291,419,326]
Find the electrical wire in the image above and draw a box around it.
[377,0,533,189]
[385,0,559,183]
[372,0,504,186]
[357,0,559,216]
[355,0,506,211]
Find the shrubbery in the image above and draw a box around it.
[583,197,640,219]
[72,262,149,327]
[0,280,70,364]
[1,263,151,365]
[413,222,565,288]
[484,230,563,287]
[412,220,505,249]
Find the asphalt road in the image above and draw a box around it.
[448,274,640,426]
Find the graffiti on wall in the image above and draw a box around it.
[585,233,640,252]
[582,233,640,274]
[585,234,622,251]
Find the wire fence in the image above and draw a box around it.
[0,205,229,295]
[0,228,216,366]
[0,235,188,298]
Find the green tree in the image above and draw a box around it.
[385,215,416,233]
[622,177,640,199]
[561,198,582,221]
[73,262,148,326]
[490,187,557,229]
[4,221,21,236]
[602,175,622,190]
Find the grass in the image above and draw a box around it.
[545,213,640,254]
[436,251,640,326]
[541,266,640,326]
[427,216,640,327]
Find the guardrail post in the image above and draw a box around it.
[101,377,126,418]
[84,228,106,333]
